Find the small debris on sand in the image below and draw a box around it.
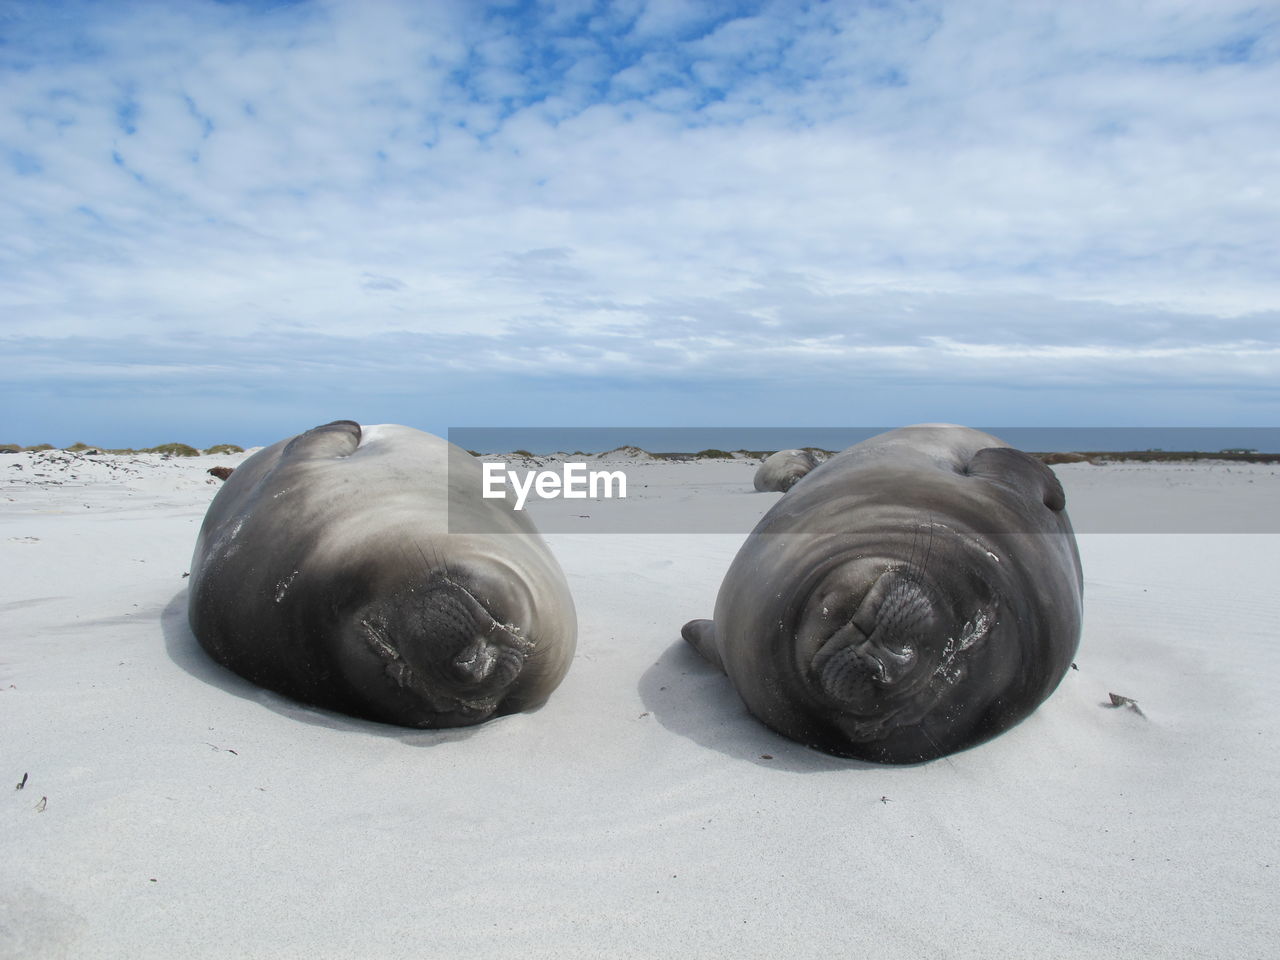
[1107,692,1146,717]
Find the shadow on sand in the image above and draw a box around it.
[160,589,492,748]
[636,634,883,774]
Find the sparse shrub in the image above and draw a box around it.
[512,449,535,458]
[695,449,733,459]
[148,443,200,457]
[0,444,19,454]
[24,443,53,451]
[205,443,244,455]
[1039,452,1088,465]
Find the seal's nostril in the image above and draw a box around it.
[451,637,497,683]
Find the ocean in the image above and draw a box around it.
[447,426,1280,455]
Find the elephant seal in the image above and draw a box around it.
[188,420,576,728]
[682,424,1082,763]
[754,448,822,492]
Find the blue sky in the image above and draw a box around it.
[2,0,1278,446]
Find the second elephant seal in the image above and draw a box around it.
[683,424,1082,763]
[754,449,822,492]
[188,421,576,728]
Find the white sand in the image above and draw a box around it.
[2,449,1277,959]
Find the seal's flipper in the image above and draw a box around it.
[681,619,725,673]
[966,446,1066,513]
[283,420,361,460]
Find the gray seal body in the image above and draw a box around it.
[683,424,1082,763]
[188,421,576,728]
[754,449,821,492]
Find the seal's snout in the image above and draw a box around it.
[450,636,499,683]
[448,625,530,692]
[811,571,939,711]
[361,576,533,708]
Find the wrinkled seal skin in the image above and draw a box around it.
[754,449,821,493]
[188,421,576,728]
[683,424,1082,763]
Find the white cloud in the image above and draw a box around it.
[1,0,1279,439]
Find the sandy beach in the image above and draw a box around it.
[2,445,1277,959]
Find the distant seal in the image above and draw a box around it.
[682,424,1082,763]
[754,449,821,492]
[188,421,576,728]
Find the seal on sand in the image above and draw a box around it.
[753,448,821,493]
[682,424,1082,763]
[188,420,576,728]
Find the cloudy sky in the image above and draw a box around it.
[2,0,1278,446]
